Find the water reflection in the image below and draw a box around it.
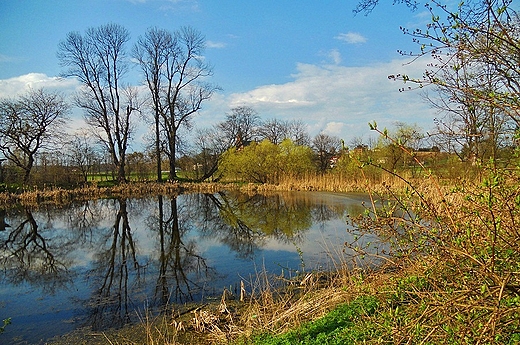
[1,206,74,294]
[150,195,215,308]
[84,198,146,330]
[0,209,9,231]
[0,191,373,344]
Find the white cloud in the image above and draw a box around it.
[0,73,80,98]
[206,40,226,49]
[328,49,342,65]
[323,122,345,136]
[335,32,367,44]
[205,58,436,143]
[0,54,16,63]
[0,61,435,151]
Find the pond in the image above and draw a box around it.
[0,191,379,344]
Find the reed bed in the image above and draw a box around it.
[0,171,410,208]
[0,182,186,207]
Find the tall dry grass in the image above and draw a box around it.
[341,150,520,344]
[0,171,417,208]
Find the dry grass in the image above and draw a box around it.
[0,171,414,208]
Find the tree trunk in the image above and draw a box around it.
[168,130,177,181]
[155,113,162,182]
[23,155,34,184]
[117,159,127,183]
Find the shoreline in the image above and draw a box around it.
[0,177,407,208]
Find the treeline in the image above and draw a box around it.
[1,99,514,189]
[1,90,518,188]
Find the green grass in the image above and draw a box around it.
[248,296,379,345]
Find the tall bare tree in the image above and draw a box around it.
[217,106,260,149]
[133,26,218,181]
[132,27,172,182]
[0,88,69,183]
[58,23,138,183]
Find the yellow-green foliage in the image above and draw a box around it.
[332,148,382,184]
[219,139,314,184]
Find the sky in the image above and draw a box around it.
[0,0,438,150]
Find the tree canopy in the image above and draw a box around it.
[0,88,69,183]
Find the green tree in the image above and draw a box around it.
[219,139,314,184]
[0,88,69,184]
[278,139,314,178]
[219,140,274,183]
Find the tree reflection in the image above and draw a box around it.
[85,198,145,330]
[189,192,314,259]
[150,195,214,307]
[65,200,102,242]
[0,207,73,294]
[0,191,368,341]
[0,209,9,231]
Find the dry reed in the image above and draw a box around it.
[0,171,413,208]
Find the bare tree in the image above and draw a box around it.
[390,1,520,141]
[312,133,341,172]
[421,17,515,162]
[58,23,138,183]
[0,88,69,183]
[132,27,172,182]
[133,26,218,181]
[257,118,290,145]
[258,118,310,145]
[217,106,260,149]
[66,131,99,183]
[287,119,311,146]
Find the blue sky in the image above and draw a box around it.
[0,0,436,149]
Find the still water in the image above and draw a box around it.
[0,191,376,344]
